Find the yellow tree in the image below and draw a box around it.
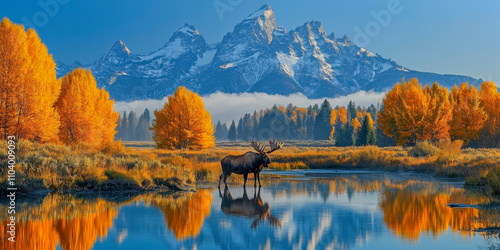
[0,18,60,142]
[152,86,215,149]
[56,68,118,150]
[329,109,337,140]
[450,83,487,145]
[478,81,500,147]
[378,78,451,146]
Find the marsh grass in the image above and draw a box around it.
[3,140,499,193]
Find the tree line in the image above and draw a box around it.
[116,109,153,141]
[215,100,392,147]
[215,78,500,148]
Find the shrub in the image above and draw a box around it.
[408,141,440,157]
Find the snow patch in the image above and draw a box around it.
[220,63,234,69]
[140,38,185,61]
[277,52,298,78]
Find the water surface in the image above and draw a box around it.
[2,170,499,249]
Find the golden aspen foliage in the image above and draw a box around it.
[352,117,361,131]
[422,82,452,141]
[329,109,337,140]
[0,18,60,142]
[450,83,487,145]
[338,106,348,125]
[151,86,215,150]
[478,81,500,147]
[56,68,118,150]
[378,78,452,146]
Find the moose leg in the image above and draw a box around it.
[254,173,258,187]
[218,173,224,189]
[257,173,262,187]
[223,174,229,187]
[243,173,248,187]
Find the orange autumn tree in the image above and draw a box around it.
[0,18,60,142]
[56,68,118,150]
[152,86,215,149]
[378,78,452,146]
[450,83,487,145]
[478,81,500,147]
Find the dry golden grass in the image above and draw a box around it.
[3,140,499,193]
[124,140,500,185]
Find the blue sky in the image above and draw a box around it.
[1,0,499,83]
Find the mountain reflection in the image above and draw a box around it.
[220,187,281,229]
[1,173,498,249]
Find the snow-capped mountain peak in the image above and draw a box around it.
[55,4,481,101]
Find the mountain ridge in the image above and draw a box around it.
[56,4,482,101]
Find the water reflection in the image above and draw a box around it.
[380,180,499,240]
[220,187,281,229]
[0,194,118,250]
[1,172,499,249]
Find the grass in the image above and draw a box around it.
[2,139,500,195]
[0,140,194,193]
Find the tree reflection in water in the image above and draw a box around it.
[220,187,281,229]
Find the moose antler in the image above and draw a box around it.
[266,139,284,154]
[251,140,267,154]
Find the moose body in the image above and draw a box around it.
[219,139,284,188]
[219,151,268,188]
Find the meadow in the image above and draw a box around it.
[2,140,500,196]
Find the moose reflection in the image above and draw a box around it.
[220,187,281,229]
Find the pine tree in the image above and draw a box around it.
[228,120,236,141]
[313,100,333,140]
[119,112,128,141]
[215,121,224,141]
[127,111,138,141]
[136,108,152,141]
[151,86,215,149]
[356,114,376,146]
[237,118,244,141]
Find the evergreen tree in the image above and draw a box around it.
[136,108,152,141]
[119,111,128,141]
[221,123,228,140]
[127,111,138,141]
[313,100,333,140]
[215,120,224,141]
[228,120,237,141]
[356,114,376,146]
[237,118,244,141]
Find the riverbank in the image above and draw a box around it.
[2,140,500,197]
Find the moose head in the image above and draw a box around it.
[250,139,285,168]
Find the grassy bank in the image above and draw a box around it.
[0,140,194,194]
[127,140,500,195]
[3,140,500,196]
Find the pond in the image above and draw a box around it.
[2,170,500,249]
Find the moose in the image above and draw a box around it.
[220,187,281,229]
[218,139,284,188]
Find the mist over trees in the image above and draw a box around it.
[116,109,153,141]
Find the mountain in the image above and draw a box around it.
[56,4,482,101]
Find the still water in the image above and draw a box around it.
[2,170,500,250]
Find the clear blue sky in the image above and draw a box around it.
[1,0,499,83]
